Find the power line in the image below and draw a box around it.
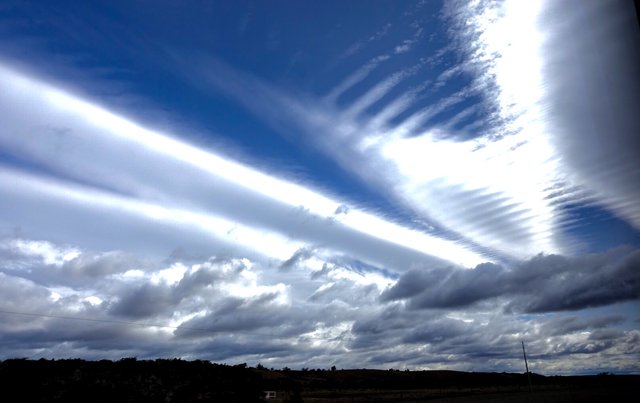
[0,308,238,335]
[522,340,533,393]
[0,308,302,342]
[0,308,184,330]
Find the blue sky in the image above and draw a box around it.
[0,0,639,374]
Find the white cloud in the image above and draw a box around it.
[2,239,80,267]
[394,44,410,54]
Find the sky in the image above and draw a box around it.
[0,0,639,375]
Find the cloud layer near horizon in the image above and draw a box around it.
[1,237,638,374]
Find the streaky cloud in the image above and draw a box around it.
[0,62,485,268]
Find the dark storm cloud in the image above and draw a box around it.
[510,249,640,313]
[109,258,246,319]
[539,315,626,337]
[175,293,313,338]
[348,304,415,350]
[381,262,506,307]
[109,283,176,319]
[382,247,640,313]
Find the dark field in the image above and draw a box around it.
[1,358,637,402]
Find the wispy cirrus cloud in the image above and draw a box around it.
[176,50,563,260]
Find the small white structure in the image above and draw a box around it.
[264,390,277,400]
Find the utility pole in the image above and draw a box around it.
[522,341,532,393]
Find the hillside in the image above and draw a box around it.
[1,359,637,402]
